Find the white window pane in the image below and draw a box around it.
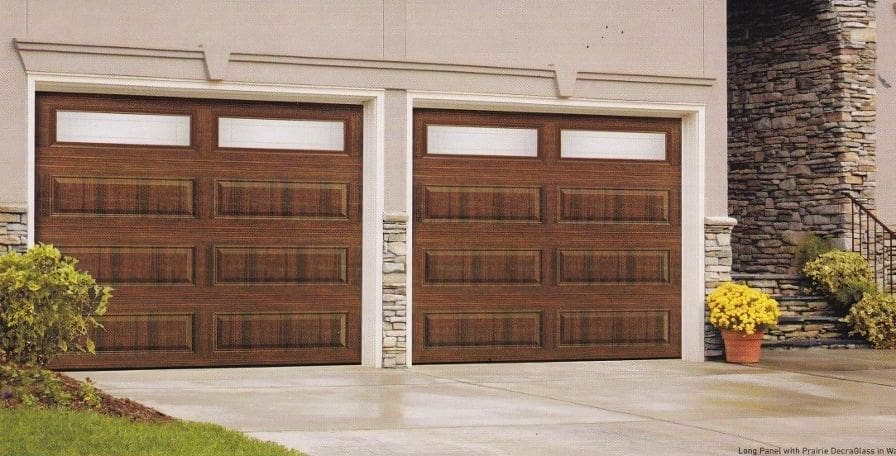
[218,117,345,151]
[561,130,666,160]
[427,125,538,157]
[56,111,191,146]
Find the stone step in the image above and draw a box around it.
[730,272,806,296]
[773,295,827,302]
[763,338,870,349]
[711,275,870,353]
[778,315,844,324]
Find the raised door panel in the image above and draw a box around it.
[48,176,195,217]
[423,312,542,348]
[215,312,347,350]
[215,180,348,219]
[90,314,195,352]
[558,188,670,224]
[558,310,670,346]
[214,247,348,285]
[421,186,542,222]
[557,250,671,285]
[423,250,541,285]
[59,246,195,285]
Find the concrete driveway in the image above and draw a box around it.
[70,350,896,455]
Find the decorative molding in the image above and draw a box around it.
[14,39,717,90]
[553,66,578,98]
[201,44,230,81]
[704,216,737,227]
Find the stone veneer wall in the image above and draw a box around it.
[0,205,27,253]
[382,213,408,368]
[704,217,737,358]
[728,0,877,274]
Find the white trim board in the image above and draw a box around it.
[405,91,707,362]
[26,73,387,368]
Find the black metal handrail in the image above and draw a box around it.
[844,192,896,294]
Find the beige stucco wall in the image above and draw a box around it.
[0,0,727,217]
[877,1,896,223]
[0,1,27,205]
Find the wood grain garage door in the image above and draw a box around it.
[37,93,362,369]
[413,109,681,363]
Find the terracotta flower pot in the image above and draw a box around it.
[720,329,764,363]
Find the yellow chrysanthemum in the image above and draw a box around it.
[706,282,781,335]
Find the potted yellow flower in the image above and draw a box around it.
[706,282,781,363]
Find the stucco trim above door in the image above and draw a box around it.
[14,39,716,100]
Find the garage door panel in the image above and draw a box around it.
[90,313,196,353]
[58,246,197,286]
[38,159,361,180]
[414,109,681,363]
[556,249,672,285]
[416,289,681,305]
[39,146,200,163]
[213,312,349,351]
[37,95,199,148]
[419,185,543,223]
[557,188,672,224]
[415,230,681,246]
[414,165,678,182]
[38,93,363,369]
[422,249,543,286]
[422,311,543,349]
[213,246,348,285]
[214,180,349,220]
[556,310,671,347]
[43,175,196,217]
[39,225,361,242]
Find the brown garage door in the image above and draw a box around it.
[37,93,362,369]
[413,109,681,363]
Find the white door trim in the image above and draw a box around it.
[405,90,707,362]
[26,73,387,367]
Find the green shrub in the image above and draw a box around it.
[76,379,102,409]
[794,233,835,269]
[1,363,70,407]
[0,244,111,365]
[832,279,878,310]
[802,250,874,310]
[844,291,896,349]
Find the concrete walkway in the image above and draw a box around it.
[70,350,896,455]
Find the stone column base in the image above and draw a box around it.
[0,205,27,253]
[705,216,736,358]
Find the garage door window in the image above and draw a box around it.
[218,117,345,151]
[426,125,538,157]
[560,130,666,160]
[56,111,191,146]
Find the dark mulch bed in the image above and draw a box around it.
[56,373,172,422]
[1,363,171,423]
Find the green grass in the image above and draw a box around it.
[0,407,304,456]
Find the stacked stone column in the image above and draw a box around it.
[705,216,737,358]
[0,205,27,253]
[382,213,408,368]
[728,0,877,274]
